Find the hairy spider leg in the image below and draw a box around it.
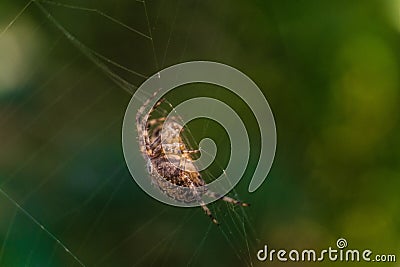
[206,190,249,207]
[200,202,219,225]
[136,90,161,156]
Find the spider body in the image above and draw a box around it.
[136,91,248,224]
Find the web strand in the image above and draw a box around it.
[161,0,181,68]
[0,1,33,38]
[142,0,159,70]
[33,1,139,94]
[0,188,86,267]
[34,0,151,39]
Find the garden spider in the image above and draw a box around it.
[136,90,248,224]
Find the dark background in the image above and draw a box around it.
[1,0,399,266]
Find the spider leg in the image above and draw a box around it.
[182,149,200,154]
[137,120,152,156]
[147,115,180,130]
[136,89,166,155]
[136,89,162,125]
[178,155,188,172]
[146,117,166,127]
[206,191,249,207]
[159,143,199,155]
[146,98,167,127]
[200,202,219,225]
[150,96,197,146]
[136,89,198,158]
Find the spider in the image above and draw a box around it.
[136,90,248,225]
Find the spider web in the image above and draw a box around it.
[0,1,262,266]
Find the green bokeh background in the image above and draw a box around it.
[1,1,399,266]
